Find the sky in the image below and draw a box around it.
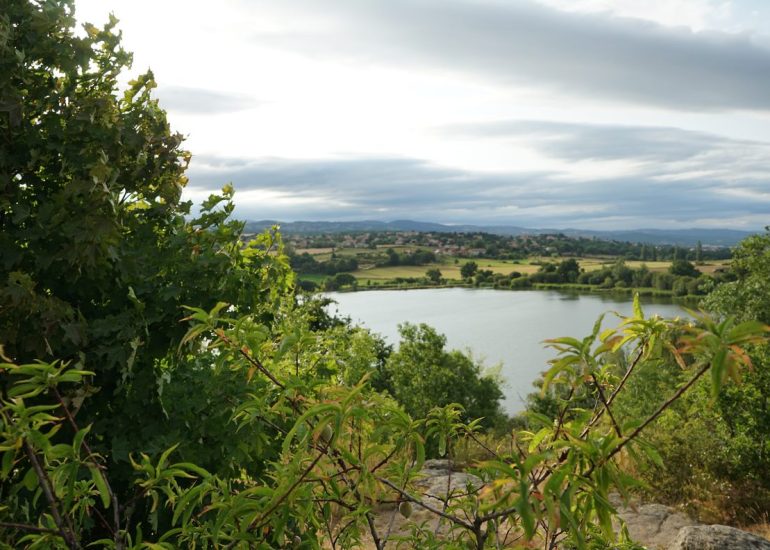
[75,0,770,230]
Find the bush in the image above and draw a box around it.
[511,276,532,288]
[384,323,506,430]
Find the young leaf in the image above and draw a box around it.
[90,466,111,509]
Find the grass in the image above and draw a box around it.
[350,256,687,282]
[746,522,770,542]
[694,259,732,274]
[296,273,327,284]
[351,259,541,282]
[307,254,731,286]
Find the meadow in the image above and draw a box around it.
[292,246,731,284]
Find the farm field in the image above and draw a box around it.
[691,260,732,274]
[351,258,538,282]
[348,257,688,282]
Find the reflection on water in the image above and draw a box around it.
[325,288,686,414]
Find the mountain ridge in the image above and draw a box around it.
[244,219,755,246]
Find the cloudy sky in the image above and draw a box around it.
[76,0,770,229]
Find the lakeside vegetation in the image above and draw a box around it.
[291,243,731,299]
[2,2,769,548]
[283,228,733,297]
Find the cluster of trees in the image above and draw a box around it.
[380,247,436,267]
[366,324,506,431]
[528,236,730,262]
[1,3,767,547]
[455,261,524,287]
[286,231,732,263]
[506,259,732,297]
[289,252,359,275]
[288,247,436,280]
[322,272,357,291]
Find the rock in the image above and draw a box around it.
[414,470,482,503]
[413,459,482,505]
[422,458,452,471]
[617,503,698,549]
[669,525,770,550]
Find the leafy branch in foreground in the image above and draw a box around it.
[2,295,766,548]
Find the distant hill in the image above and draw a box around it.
[245,220,755,247]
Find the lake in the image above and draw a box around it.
[324,288,687,413]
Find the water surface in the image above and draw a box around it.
[325,288,686,413]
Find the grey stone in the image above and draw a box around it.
[617,503,698,549]
[669,525,770,550]
[422,458,452,471]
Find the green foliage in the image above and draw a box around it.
[384,323,506,431]
[284,230,732,263]
[1,0,294,530]
[669,259,699,277]
[618,230,770,523]
[382,247,436,267]
[460,261,478,279]
[3,301,765,548]
[425,268,442,284]
[324,272,357,290]
[703,229,770,324]
[289,252,358,276]
[2,2,769,548]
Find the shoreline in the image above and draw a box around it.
[316,281,701,303]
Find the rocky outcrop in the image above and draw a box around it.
[669,525,770,550]
[613,501,698,549]
[611,498,770,549]
[365,468,770,549]
[414,459,482,505]
[368,459,484,542]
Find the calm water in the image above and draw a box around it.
[325,288,687,413]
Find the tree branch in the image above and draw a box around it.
[590,373,622,438]
[0,521,59,535]
[376,476,474,531]
[585,361,710,477]
[249,451,324,534]
[52,388,123,549]
[24,442,80,549]
[217,331,285,390]
[582,342,646,437]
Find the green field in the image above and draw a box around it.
[308,254,730,284]
[352,258,540,282]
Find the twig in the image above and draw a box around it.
[332,518,357,548]
[0,521,59,535]
[383,457,416,548]
[217,331,285,390]
[487,361,712,526]
[25,443,79,549]
[366,513,384,550]
[533,387,574,483]
[585,361,710,476]
[53,388,122,549]
[376,476,474,531]
[582,342,646,437]
[590,373,622,438]
[370,446,399,473]
[607,342,646,405]
[466,430,501,460]
[435,448,453,536]
[247,452,324,533]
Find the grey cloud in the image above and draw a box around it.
[446,120,770,183]
[156,86,260,114]
[256,0,770,111]
[186,153,769,229]
[190,157,535,211]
